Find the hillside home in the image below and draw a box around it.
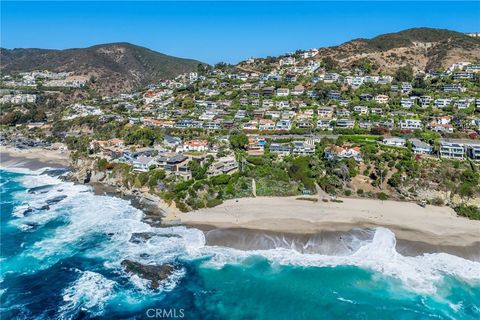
[374,95,389,104]
[429,123,454,134]
[269,143,291,155]
[181,140,209,152]
[434,98,452,108]
[276,88,290,97]
[466,144,480,160]
[410,138,432,154]
[259,119,275,130]
[292,140,315,156]
[353,106,368,115]
[243,120,259,131]
[440,142,464,159]
[324,145,362,162]
[335,119,355,129]
[276,119,292,131]
[207,157,238,176]
[132,155,156,172]
[317,107,334,118]
[382,137,406,147]
[316,119,332,130]
[291,85,305,96]
[400,119,422,130]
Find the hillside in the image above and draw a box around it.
[315,28,480,73]
[0,43,204,94]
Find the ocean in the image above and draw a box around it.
[1,168,479,319]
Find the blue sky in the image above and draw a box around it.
[1,1,479,64]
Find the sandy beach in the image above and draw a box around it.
[0,145,71,170]
[176,196,480,247]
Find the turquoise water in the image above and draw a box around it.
[1,168,479,319]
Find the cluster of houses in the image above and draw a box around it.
[88,136,239,179]
[1,71,88,89]
[0,93,37,104]
[382,136,480,160]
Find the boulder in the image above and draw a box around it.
[121,259,175,289]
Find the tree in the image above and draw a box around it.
[395,65,414,82]
[229,131,248,150]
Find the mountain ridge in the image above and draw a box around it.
[0,42,204,94]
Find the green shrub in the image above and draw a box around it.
[455,205,480,220]
[207,198,223,208]
[212,174,231,185]
[377,192,389,201]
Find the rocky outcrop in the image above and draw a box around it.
[121,259,175,289]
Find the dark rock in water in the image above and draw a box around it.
[39,205,50,211]
[45,195,68,205]
[129,232,181,244]
[129,232,158,243]
[121,259,175,289]
[42,168,69,177]
[83,170,92,184]
[23,207,35,216]
[27,185,54,194]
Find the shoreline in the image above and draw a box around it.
[176,196,480,248]
[2,150,479,252]
[0,145,71,170]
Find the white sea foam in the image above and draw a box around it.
[7,167,480,300]
[198,228,480,294]
[59,271,115,318]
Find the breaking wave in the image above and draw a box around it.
[2,167,480,318]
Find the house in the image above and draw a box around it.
[434,98,452,108]
[401,82,413,94]
[132,155,156,172]
[317,119,332,130]
[466,143,480,160]
[440,141,464,159]
[360,93,373,101]
[243,120,259,131]
[203,122,221,130]
[163,135,182,149]
[324,145,362,162]
[410,138,432,154]
[291,85,305,96]
[258,119,275,131]
[400,98,415,109]
[276,119,292,131]
[247,136,267,153]
[207,156,238,176]
[292,140,316,156]
[276,88,290,97]
[374,95,389,104]
[181,140,209,152]
[269,143,291,155]
[419,96,433,107]
[317,107,334,118]
[327,90,341,100]
[335,119,355,129]
[382,137,406,147]
[400,119,422,130]
[353,106,368,115]
[262,87,275,96]
[157,153,189,173]
[429,122,454,134]
[443,84,466,93]
[370,108,383,115]
[296,119,313,129]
